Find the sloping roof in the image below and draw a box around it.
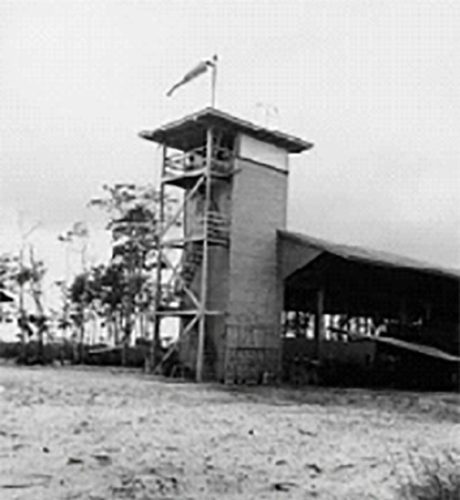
[278,229,460,281]
[139,107,313,153]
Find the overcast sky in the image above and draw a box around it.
[1,0,459,300]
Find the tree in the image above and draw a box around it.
[0,253,18,323]
[0,249,48,363]
[56,221,90,343]
[0,253,19,294]
[68,272,91,362]
[89,183,178,366]
[25,247,48,363]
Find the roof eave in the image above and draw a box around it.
[278,229,460,282]
[139,107,313,154]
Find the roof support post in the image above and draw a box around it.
[314,287,325,361]
[150,143,167,372]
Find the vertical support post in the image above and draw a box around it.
[150,144,167,371]
[196,126,213,382]
[18,245,26,355]
[63,242,70,338]
[314,287,325,360]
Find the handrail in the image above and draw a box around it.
[197,212,230,231]
[164,146,233,177]
[183,212,230,245]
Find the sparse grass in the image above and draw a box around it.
[399,452,460,500]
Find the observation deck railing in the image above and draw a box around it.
[164,146,233,179]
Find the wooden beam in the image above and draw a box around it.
[196,126,213,382]
[150,144,167,370]
[160,251,201,309]
[159,175,205,238]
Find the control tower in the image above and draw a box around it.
[140,107,312,382]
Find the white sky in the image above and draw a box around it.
[1,0,459,306]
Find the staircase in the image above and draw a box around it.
[181,242,204,288]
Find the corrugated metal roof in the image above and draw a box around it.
[278,230,460,281]
[139,107,313,153]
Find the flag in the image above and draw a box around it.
[166,55,217,97]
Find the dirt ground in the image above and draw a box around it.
[0,364,458,500]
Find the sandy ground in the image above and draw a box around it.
[0,364,458,500]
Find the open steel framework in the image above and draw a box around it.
[152,126,233,381]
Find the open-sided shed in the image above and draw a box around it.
[280,230,459,321]
[278,230,460,387]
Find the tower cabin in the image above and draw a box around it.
[140,107,313,382]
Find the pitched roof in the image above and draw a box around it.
[139,107,313,153]
[278,229,460,281]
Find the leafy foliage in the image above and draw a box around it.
[62,183,180,365]
[0,252,45,290]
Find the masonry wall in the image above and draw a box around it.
[225,154,288,382]
[178,244,229,380]
[239,135,288,171]
[177,134,291,382]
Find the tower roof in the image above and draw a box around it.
[139,107,313,153]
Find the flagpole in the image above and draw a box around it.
[211,55,217,107]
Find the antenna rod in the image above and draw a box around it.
[211,55,218,107]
